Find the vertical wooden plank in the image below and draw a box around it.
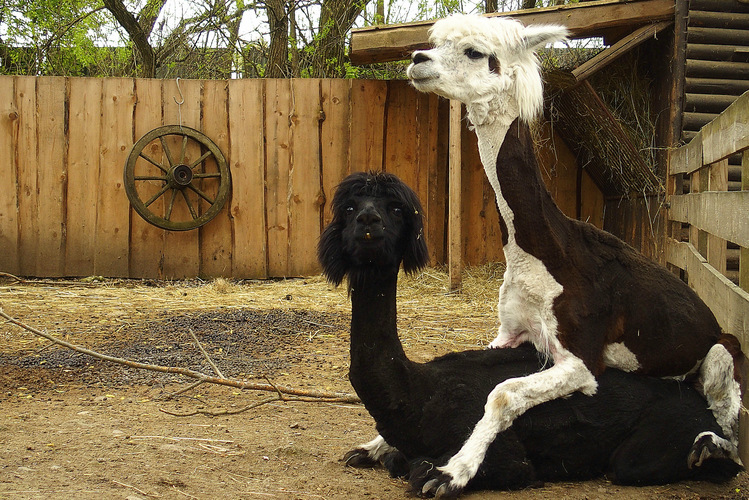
[739,150,748,292]
[35,77,67,276]
[320,79,351,228]
[689,168,702,257]
[461,123,486,266]
[420,91,444,266]
[130,78,165,279]
[383,81,418,189]
[15,76,38,276]
[96,78,134,277]
[161,79,202,279]
[288,79,323,276]
[350,79,386,172]
[200,79,232,278]
[265,79,292,277]
[228,79,267,279]
[66,77,102,276]
[707,158,728,275]
[0,76,20,274]
[449,100,462,291]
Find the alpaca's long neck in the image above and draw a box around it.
[473,117,570,266]
[348,271,411,407]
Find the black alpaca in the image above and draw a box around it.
[317,171,742,496]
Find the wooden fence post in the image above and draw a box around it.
[449,100,462,291]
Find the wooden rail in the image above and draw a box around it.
[667,89,749,357]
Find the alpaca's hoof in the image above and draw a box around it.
[342,448,378,468]
[408,461,463,498]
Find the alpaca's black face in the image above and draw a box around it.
[318,172,429,288]
[339,195,407,270]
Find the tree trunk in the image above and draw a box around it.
[310,0,371,78]
[103,0,157,78]
[265,0,289,78]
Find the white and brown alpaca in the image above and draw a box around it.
[319,172,742,496]
[405,14,744,495]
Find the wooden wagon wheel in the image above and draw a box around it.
[124,125,230,231]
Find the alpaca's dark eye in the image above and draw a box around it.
[391,207,403,217]
[464,48,485,60]
[345,205,355,215]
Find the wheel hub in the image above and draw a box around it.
[171,164,194,187]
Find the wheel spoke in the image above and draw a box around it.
[139,152,169,174]
[180,135,188,165]
[144,183,171,208]
[160,136,176,167]
[188,184,216,205]
[181,190,199,220]
[193,172,222,179]
[165,189,178,221]
[189,150,212,170]
[134,175,168,181]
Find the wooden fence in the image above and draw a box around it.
[0,76,447,279]
[667,90,749,457]
[0,75,602,279]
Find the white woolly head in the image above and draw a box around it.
[406,14,568,126]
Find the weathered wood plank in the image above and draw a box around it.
[572,21,672,83]
[320,79,351,229]
[228,79,267,279]
[670,131,703,175]
[0,76,20,274]
[265,79,292,277]
[96,78,134,277]
[287,79,323,277]
[449,100,462,290]
[350,0,674,65]
[15,76,39,276]
[707,159,728,274]
[66,77,102,276]
[669,191,749,248]
[701,90,749,165]
[350,80,386,172]
[161,79,202,279]
[200,79,233,278]
[129,78,165,279]
[740,150,749,293]
[667,239,749,343]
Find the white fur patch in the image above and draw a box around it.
[603,342,641,372]
[357,435,396,461]
[700,344,741,444]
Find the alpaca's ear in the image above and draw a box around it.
[317,223,348,286]
[402,222,429,275]
[513,24,566,123]
[401,197,429,275]
[520,24,568,51]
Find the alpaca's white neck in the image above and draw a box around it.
[468,108,520,252]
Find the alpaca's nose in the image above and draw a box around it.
[412,51,431,65]
[356,207,382,226]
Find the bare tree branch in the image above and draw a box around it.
[0,307,360,404]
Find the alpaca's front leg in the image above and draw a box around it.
[420,355,598,496]
[343,435,409,477]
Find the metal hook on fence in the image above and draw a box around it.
[174,77,184,131]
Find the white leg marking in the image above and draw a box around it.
[691,431,742,467]
[602,342,641,372]
[699,344,741,444]
[357,435,396,462]
[437,355,598,490]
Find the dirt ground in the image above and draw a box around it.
[1,269,747,500]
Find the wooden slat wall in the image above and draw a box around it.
[0,75,599,279]
[667,89,749,350]
[669,89,749,462]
